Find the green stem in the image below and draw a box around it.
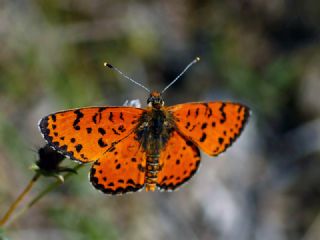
[0,173,41,227]
[6,164,85,227]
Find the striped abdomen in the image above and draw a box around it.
[145,154,162,191]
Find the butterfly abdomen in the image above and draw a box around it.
[145,154,161,191]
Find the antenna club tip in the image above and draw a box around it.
[103,62,113,68]
[196,57,200,62]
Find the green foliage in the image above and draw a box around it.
[48,206,118,240]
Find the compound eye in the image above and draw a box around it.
[147,97,153,104]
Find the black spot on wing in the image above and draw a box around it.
[112,128,120,135]
[189,124,196,131]
[109,112,114,122]
[98,138,108,147]
[127,179,135,184]
[199,133,207,142]
[202,103,212,117]
[201,123,207,129]
[116,163,121,169]
[98,127,106,135]
[93,111,102,124]
[195,108,199,117]
[92,113,98,124]
[73,110,84,129]
[75,144,83,153]
[118,125,126,132]
[80,154,88,160]
[219,103,226,124]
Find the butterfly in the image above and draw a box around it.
[38,58,250,194]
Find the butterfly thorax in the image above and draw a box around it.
[136,91,175,191]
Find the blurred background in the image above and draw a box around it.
[0,0,320,239]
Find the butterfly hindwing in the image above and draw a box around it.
[157,131,201,190]
[168,102,250,156]
[90,132,146,194]
[39,107,145,163]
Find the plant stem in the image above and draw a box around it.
[0,173,41,227]
[6,164,85,227]
[30,164,84,208]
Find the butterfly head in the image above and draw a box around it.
[147,91,164,109]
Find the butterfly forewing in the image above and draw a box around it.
[168,102,250,156]
[39,107,145,162]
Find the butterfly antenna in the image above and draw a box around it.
[104,62,150,93]
[161,57,200,93]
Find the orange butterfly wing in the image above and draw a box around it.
[168,102,250,156]
[39,107,144,163]
[157,131,201,190]
[90,133,146,194]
